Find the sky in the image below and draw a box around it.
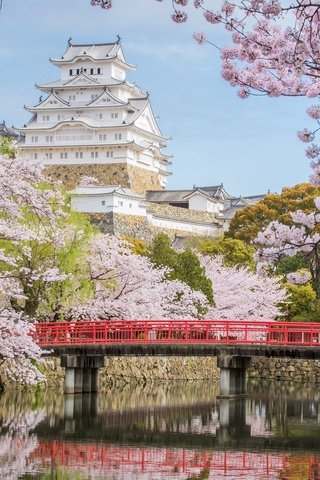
[0,0,315,196]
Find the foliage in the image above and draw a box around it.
[188,236,255,269]
[148,233,214,303]
[228,184,320,244]
[124,236,148,256]
[42,211,96,320]
[0,138,16,158]
[285,283,317,320]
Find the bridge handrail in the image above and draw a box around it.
[34,320,320,348]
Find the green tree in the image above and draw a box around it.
[148,233,177,269]
[227,183,319,244]
[0,137,15,158]
[148,233,214,304]
[187,236,255,269]
[285,283,318,321]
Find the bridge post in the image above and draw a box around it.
[217,355,251,397]
[60,355,104,394]
[83,368,92,393]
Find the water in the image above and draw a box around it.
[0,380,320,479]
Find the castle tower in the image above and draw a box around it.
[18,38,171,194]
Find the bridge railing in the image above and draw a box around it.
[34,320,320,347]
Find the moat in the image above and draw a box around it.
[1,380,320,479]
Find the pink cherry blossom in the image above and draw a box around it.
[171,10,188,22]
[193,32,207,45]
[297,129,315,143]
[201,256,286,320]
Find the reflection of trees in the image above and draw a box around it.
[278,455,320,480]
[247,380,320,437]
[0,410,45,480]
[186,466,210,480]
[97,380,219,412]
[22,468,90,479]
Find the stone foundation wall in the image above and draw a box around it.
[40,356,320,388]
[147,203,219,224]
[249,357,320,382]
[127,165,163,194]
[88,212,208,241]
[45,163,162,194]
[41,356,218,388]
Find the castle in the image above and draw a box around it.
[17,38,264,239]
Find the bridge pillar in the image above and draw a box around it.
[60,355,104,394]
[217,355,251,397]
[83,368,92,393]
[91,369,99,393]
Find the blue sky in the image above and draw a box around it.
[0,0,314,196]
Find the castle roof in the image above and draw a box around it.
[0,121,21,139]
[146,189,194,203]
[70,184,144,199]
[146,185,232,204]
[50,40,135,70]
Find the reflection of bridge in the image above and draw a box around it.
[30,441,320,480]
[33,395,320,452]
[35,320,320,395]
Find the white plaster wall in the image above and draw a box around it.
[147,214,220,235]
[71,194,146,216]
[188,195,208,212]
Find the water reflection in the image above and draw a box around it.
[0,380,319,479]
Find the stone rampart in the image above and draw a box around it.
[45,163,162,195]
[40,356,320,388]
[147,202,220,224]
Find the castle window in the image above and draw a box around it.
[91,151,98,159]
[99,113,103,119]
[97,68,101,74]
[68,95,76,101]
[31,153,38,160]
[106,151,113,158]
[118,201,123,207]
[69,69,73,76]
[129,203,132,208]
[115,133,122,140]
[91,94,98,101]
[111,113,118,119]
[31,136,38,143]
[101,200,106,206]
[60,152,68,159]
[99,134,107,141]
[75,152,83,159]
[42,115,50,122]
[90,68,94,75]
[45,153,53,160]
[45,136,53,143]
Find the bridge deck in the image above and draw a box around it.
[35,320,320,359]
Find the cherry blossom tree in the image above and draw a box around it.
[0,149,93,386]
[201,255,287,319]
[255,202,320,297]
[68,234,208,320]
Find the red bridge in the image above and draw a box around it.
[34,320,320,395]
[35,319,320,348]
